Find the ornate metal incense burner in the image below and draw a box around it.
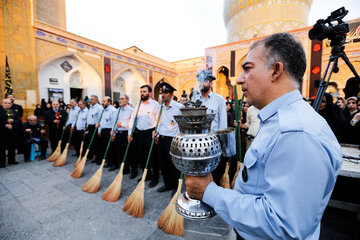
[170,100,222,219]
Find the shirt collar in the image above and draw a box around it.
[199,91,213,100]
[258,90,303,122]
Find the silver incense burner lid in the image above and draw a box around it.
[170,133,222,176]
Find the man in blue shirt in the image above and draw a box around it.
[185,33,342,240]
[72,100,88,158]
[195,70,228,185]
[62,99,80,153]
[95,96,117,168]
[86,95,103,162]
[109,94,133,172]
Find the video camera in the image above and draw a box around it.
[308,7,349,41]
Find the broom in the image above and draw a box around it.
[47,127,66,162]
[74,127,86,167]
[53,113,80,167]
[220,161,231,189]
[231,87,245,189]
[157,173,184,236]
[71,110,104,178]
[123,102,164,218]
[82,107,122,193]
[102,99,142,202]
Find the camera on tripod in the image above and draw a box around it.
[308,7,349,41]
[309,7,360,112]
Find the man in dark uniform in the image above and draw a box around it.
[6,93,24,154]
[6,94,23,118]
[155,82,182,193]
[45,101,67,153]
[22,115,48,161]
[0,98,22,167]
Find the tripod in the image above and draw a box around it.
[312,37,360,112]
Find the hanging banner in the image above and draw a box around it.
[4,56,13,95]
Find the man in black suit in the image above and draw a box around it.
[45,101,67,153]
[0,98,22,167]
[6,94,24,153]
[6,94,23,118]
[22,115,48,161]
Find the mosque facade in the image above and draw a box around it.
[1,0,360,118]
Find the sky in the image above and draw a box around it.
[66,0,360,62]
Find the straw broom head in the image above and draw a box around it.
[231,162,243,189]
[82,159,105,193]
[71,149,89,179]
[220,162,231,189]
[157,178,184,236]
[102,162,125,202]
[74,141,84,167]
[53,143,69,167]
[47,141,61,162]
[123,169,147,218]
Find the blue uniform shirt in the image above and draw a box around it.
[75,107,88,131]
[87,103,103,125]
[203,90,342,240]
[98,105,117,133]
[195,91,227,132]
[65,106,80,126]
[116,105,134,132]
[157,100,183,137]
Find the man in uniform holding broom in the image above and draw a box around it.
[45,101,67,153]
[128,85,160,187]
[86,95,103,162]
[96,96,117,168]
[110,94,133,172]
[155,82,182,194]
[62,99,80,152]
[72,100,88,158]
[185,33,342,240]
[195,70,227,185]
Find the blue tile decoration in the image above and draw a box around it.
[105,52,111,56]
[137,61,141,65]
[117,55,123,60]
[76,43,85,48]
[56,37,68,44]
[127,58,132,63]
[92,47,98,52]
[36,30,46,37]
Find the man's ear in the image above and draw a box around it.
[271,62,284,82]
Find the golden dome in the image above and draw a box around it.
[223,0,313,42]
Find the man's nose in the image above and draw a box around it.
[236,73,245,85]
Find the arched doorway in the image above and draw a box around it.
[38,54,102,103]
[216,66,231,98]
[154,78,166,101]
[112,69,146,105]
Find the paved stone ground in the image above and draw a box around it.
[0,148,234,240]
